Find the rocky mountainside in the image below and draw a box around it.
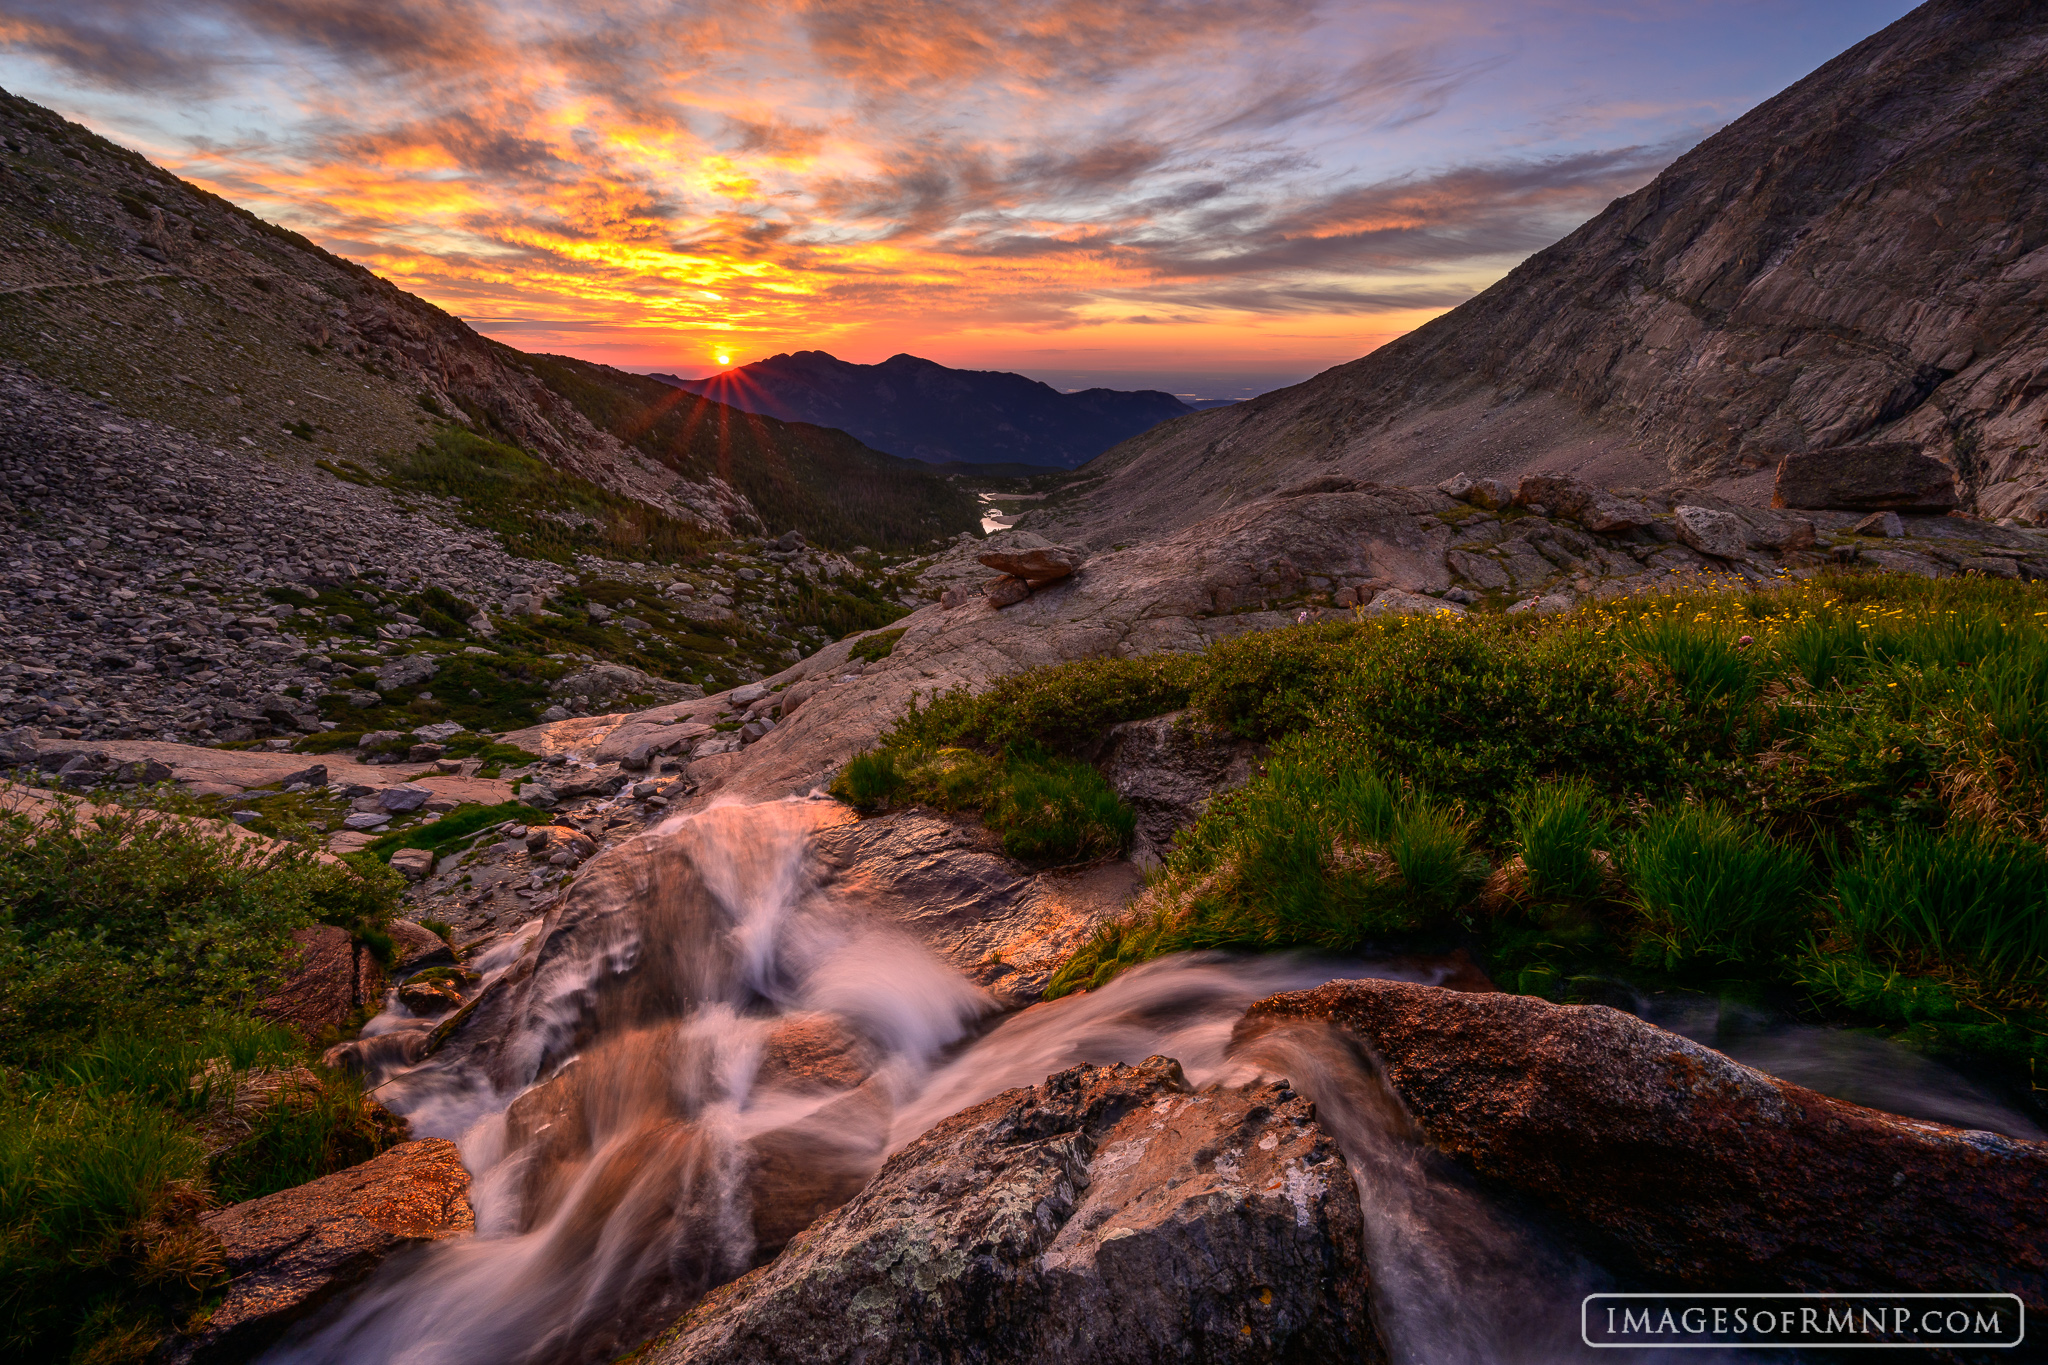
[0,88,975,552]
[1044,0,2048,546]
[658,351,1193,469]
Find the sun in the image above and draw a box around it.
[716,353,731,366]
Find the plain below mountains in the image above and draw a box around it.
[1040,0,2048,546]
[652,352,1194,469]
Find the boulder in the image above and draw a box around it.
[340,811,389,831]
[1672,505,1747,559]
[1445,549,1509,591]
[525,824,597,861]
[377,783,431,813]
[1506,592,1577,616]
[373,654,437,693]
[388,919,454,971]
[549,661,696,707]
[1512,473,1654,532]
[1852,510,1906,538]
[388,847,435,881]
[977,544,1082,585]
[646,1057,1380,1365]
[0,726,38,765]
[398,977,463,1014]
[1462,477,1513,510]
[815,810,1139,1004]
[255,925,386,1039]
[983,573,1032,606]
[276,763,328,789]
[1240,979,2048,1306]
[755,1012,873,1092]
[1361,589,1465,617]
[165,1139,473,1364]
[412,721,466,742]
[1771,444,1959,513]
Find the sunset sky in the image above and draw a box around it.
[2,0,1914,398]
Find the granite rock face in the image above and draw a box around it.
[1033,0,2048,543]
[1095,711,1262,866]
[648,1056,1382,1365]
[1242,979,2048,1309]
[255,925,387,1040]
[164,1139,474,1365]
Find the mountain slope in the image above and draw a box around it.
[1043,0,2048,544]
[517,351,977,549]
[662,351,1193,468]
[0,88,975,551]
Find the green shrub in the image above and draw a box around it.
[365,801,554,863]
[0,1083,212,1361]
[209,1074,389,1204]
[0,800,404,1362]
[1510,779,1612,903]
[0,805,393,1063]
[1624,805,1812,970]
[834,745,1133,865]
[985,756,1135,864]
[846,627,906,663]
[1389,801,1480,916]
[1830,823,2048,989]
[832,750,905,811]
[892,654,1200,755]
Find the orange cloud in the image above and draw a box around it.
[2,0,1742,384]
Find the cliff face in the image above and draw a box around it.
[1053,0,2048,543]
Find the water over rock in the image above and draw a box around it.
[647,1055,1382,1364]
[1241,978,2048,1310]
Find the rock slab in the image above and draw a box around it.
[648,1055,1382,1364]
[1772,444,1960,513]
[169,1139,474,1364]
[1242,979,2048,1308]
[255,925,386,1039]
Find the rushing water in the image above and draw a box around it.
[280,800,2039,1365]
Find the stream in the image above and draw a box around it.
[277,800,2040,1364]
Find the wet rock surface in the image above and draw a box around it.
[1242,979,2048,1308]
[165,1138,474,1365]
[648,1055,1382,1365]
[813,808,1142,1004]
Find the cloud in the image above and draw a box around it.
[1,0,1727,370]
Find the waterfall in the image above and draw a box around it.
[281,799,2038,1364]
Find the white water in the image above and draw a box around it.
[278,800,2039,1364]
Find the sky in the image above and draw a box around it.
[0,1,1917,400]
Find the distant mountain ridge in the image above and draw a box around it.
[655,351,1194,469]
[1041,0,2048,544]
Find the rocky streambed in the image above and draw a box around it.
[152,798,2045,1365]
